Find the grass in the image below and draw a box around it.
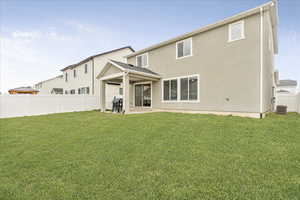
[0,111,300,200]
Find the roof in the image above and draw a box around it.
[61,46,134,71]
[278,80,298,87]
[110,60,159,76]
[125,0,278,58]
[9,86,39,92]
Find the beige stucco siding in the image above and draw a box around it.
[102,65,122,77]
[128,13,261,113]
[262,10,275,112]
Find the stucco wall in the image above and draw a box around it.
[127,13,261,113]
[262,10,276,112]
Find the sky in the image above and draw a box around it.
[0,0,299,93]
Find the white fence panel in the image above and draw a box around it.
[276,93,300,113]
[0,95,100,118]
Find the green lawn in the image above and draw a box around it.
[0,111,300,200]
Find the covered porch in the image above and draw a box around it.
[96,60,161,114]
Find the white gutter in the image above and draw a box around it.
[260,7,264,116]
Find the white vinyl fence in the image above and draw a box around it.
[0,95,100,118]
[276,93,300,113]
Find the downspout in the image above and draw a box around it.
[92,58,95,95]
[259,7,264,118]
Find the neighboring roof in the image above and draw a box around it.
[277,89,290,93]
[125,0,278,58]
[35,75,63,85]
[61,46,134,71]
[278,80,298,87]
[9,86,39,92]
[110,60,159,76]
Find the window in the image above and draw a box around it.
[163,75,199,102]
[176,38,192,59]
[119,88,123,95]
[70,89,75,94]
[65,90,68,94]
[136,53,148,67]
[180,78,188,100]
[73,69,76,78]
[163,79,177,101]
[86,87,90,94]
[65,73,68,82]
[228,20,245,42]
[78,88,81,94]
[163,81,170,101]
[188,76,198,100]
[170,79,177,100]
[85,64,88,74]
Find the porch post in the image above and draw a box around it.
[100,80,106,112]
[123,73,130,113]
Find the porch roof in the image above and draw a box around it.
[96,60,161,81]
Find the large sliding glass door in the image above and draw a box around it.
[135,84,151,107]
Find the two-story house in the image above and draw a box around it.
[35,75,64,94]
[97,1,278,118]
[36,46,134,109]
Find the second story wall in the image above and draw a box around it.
[127,13,262,113]
[63,59,93,94]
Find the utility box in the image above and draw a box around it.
[276,105,287,114]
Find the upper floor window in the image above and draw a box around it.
[85,64,88,73]
[176,38,192,59]
[136,53,148,67]
[228,20,245,42]
[65,73,68,82]
[73,69,76,78]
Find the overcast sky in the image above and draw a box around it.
[0,0,299,93]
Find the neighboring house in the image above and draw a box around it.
[276,79,298,94]
[97,1,278,118]
[8,87,39,95]
[60,46,134,109]
[35,75,64,94]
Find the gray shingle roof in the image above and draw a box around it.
[278,80,297,87]
[110,60,160,76]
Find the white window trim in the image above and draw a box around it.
[176,38,193,60]
[228,20,245,42]
[161,74,200,103]
[135,52,149,68]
